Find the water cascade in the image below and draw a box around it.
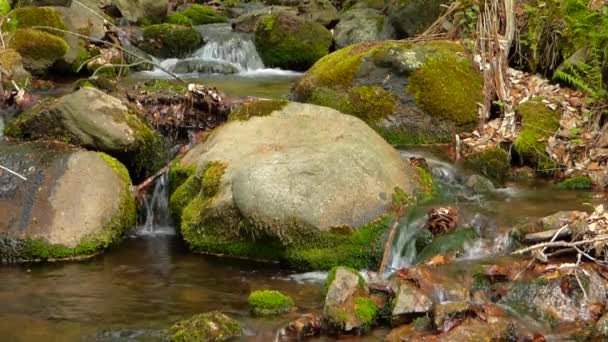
[138,172,174,236]
[194,24,264,71]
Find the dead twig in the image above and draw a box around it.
[0,164,27,180]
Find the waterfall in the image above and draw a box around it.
[138,172,174,236]
[386,212,427,272]
[194,24,264,71]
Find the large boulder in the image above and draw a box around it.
[169,100,427,270]
[9,28,68,75]
[168,4,227,26]
[296,0,339,27]
[292,41,484,145]
[138,24,203,59]
[112,0,167,22]
[254,11,332,70]
[4,87,165,181]
[334,8,393,49]
[0,141,135,262]
[232,6,297,33]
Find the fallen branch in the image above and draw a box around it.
[0,164,27,180]
[512,235,608,255]
[378,218,401,275]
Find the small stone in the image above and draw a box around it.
[390,280,433,325]
[287,313,321,339]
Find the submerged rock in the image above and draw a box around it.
[173,59,239,74]
[254,11,332,70]
[0,141,135,262]
[170,101,426,269]
[291,41,484,145]
[4,87,165,180]
[248,290,295,316]
[170,311,241,342]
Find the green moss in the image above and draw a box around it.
[309,85,396,123]
[248,290,294,316]
[227,99,288,121]
[464,147,511,185]
[166,13,192,25]
[169,173,200,225]
[21,153,135,261]
[413,316,432,331]
[139,24,203,59]
[354,296,378,330]
[255,12,332,71]
[202,161,227,197]
[514,99,560,173]
[168,160,196,195]
[7,7,65,35]
[177,4,227,25]
[325,266,366,292]
[0,0,10,16]
[415,166,436,203]
[415,228,478,263]
[406,53,482,127]
[558,175,592,190]
[10,29,68,73]
[171,311,241,342]
[123,111,166,180]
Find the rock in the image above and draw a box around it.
[0,141,135,262]
[465,175,495,193]
[4,87,165,181]
[389,279,433,325]
[385,320,434,341]
[86,48,124,75]
[138,24,203,59]
[248,290,295,316]
[324,266,377,333]
[291,41,484,145]
[287,313,322,339]
[437,317,511,341]
[514,98,560,172]
[0,49,31,84]
[112,0,167,22]
[170,101,426,269]
[433,301,471,333]
[8,6,65,32]
[463,148,511,185]
[168,4,227,26]
[334,8,388,49]
[15,0,71,5]
[173,59,239,74]
[232,6,297,33]
[500,266,608,324]
[387,0,448,38]
[297,0,339,27]
[254,11,332,70]
[9,29,68,75]
[170,311,241,342]
[595,313,608,337]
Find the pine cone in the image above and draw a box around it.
[424,207,459,236]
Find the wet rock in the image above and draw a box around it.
[296,0,339,26]
[0,141,135,262]
[291,41,483,145]
[437,317,511,341]
[385,321,434,342]
[389,279,433,325]
[465,175,495,194]
[173,60,239,75]
[324,266,377,333]
[248,290,294,316]
[171,101,425,269]
[112,0,168,22]
[415,228,478,264]
[287,313,322,339]
[463,147,511,185]
[0,49,31,85]
[170,311,241,342]
[4,87,165,180]
[387,0,448,38]
[138,24,203,59]
[254,11,332,70]
[334,8,391,48]
[434,301,471,333]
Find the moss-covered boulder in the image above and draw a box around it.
[232,6,297,33]
[170,311,241,342]
[4,87,165,181]
[463,147,511,185]
[138,24,203,59]
[112,0,168,23]
[9,28,68,75]
[170,101,427,270]
[248,290,295,316]
[0,48,31,85]
[168,4,227,25]
[292,41,484,145]
[0,141,135,262]
[514,98,560,172]
[324,266,377,333]
[7,6,65,33]
[254,12,332,70]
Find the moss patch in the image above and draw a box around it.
[255,12,332,70]
[202,161,226,197]
[0,0,10,16]
[406,53,483,126]
[354,296,378,330]
[514,99,560,173]
[175,4,227,25]
[227,99,288,121]
[7,7,65,35]
[248,290,295,316]
[139,24,203,59]
[9,28,68,74]
[171,311,241,342]
[558,175,592,190]
[464,147,511,185]
[325,266,366,292]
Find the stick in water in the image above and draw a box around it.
[0,164,27,180]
